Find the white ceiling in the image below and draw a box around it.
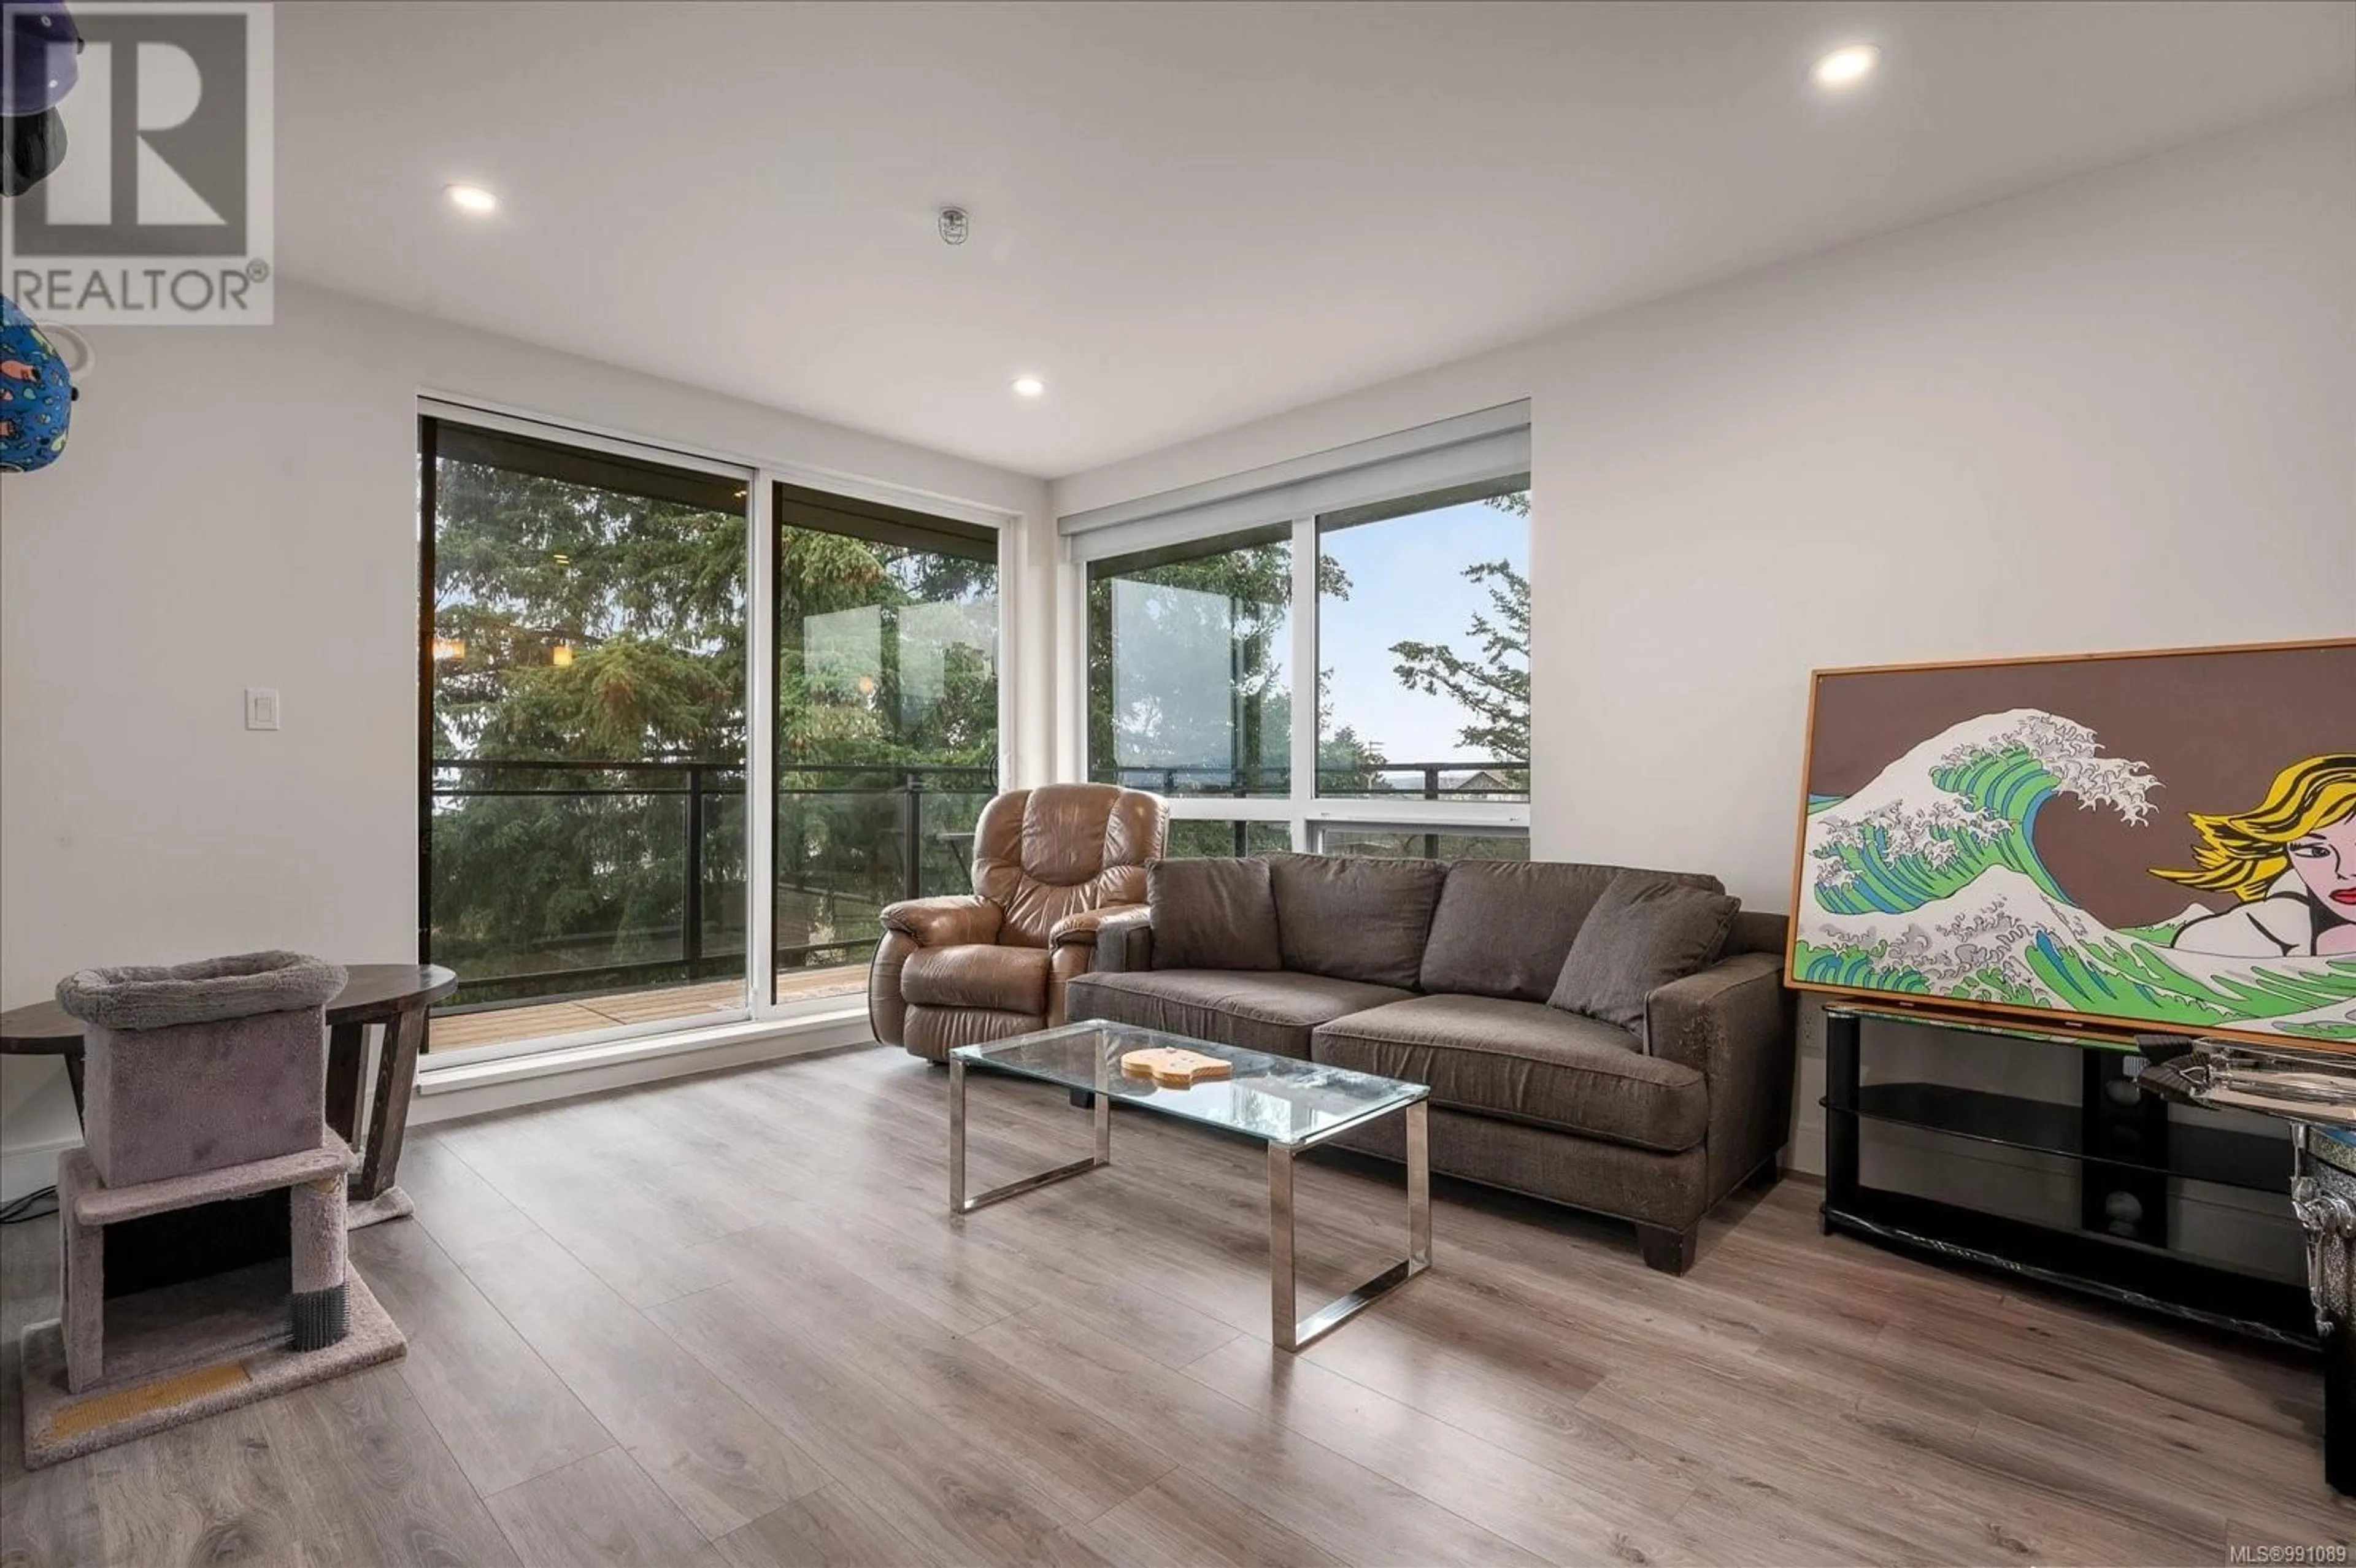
[277,1,2355,480]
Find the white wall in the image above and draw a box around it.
[1057,98,2353,908]
[1053,102,2356,1175]
[0,282,1050,1189]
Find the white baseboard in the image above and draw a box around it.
[1,1134,75,1204]
[412,1011,876,1126]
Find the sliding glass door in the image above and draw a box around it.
[771,483,999,1005]
[420,418,1006,1056]
[421,417,753,1051]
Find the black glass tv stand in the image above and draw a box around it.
[1819,999,2312,1349]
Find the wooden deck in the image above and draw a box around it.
[429,967,867,1051]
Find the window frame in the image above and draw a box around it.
[1072,482,1531,858]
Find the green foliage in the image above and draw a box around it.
[1386,492,1531,774]
[429,459,996,1002]
[1384,561,1528,759]
[1085,538,1317,794]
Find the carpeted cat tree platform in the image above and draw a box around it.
[16,953,406,1467]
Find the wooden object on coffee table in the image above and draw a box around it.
[1120,1047,1233,1088]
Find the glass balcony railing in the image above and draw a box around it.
[426,759,994,1036]
[1099,760,1526,801]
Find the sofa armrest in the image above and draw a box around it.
[1049,903,1147,951]
[880,895,1003,949]
[1644,950,1797,1201]
[1079,905,1154,974]
[1644,950,1792,1075]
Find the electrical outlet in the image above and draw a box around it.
[245,688,280,731]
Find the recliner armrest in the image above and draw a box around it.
[880,894,1003,949]
[1049,902,1147,950]
[1078,905,1154,974]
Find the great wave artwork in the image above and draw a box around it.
[1788,641,2356,1047]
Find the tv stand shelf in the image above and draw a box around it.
[1851,1082,2292,1192]
[1820,1004,2312,1350]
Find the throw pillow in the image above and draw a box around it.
[1547,874,1741,1032]
[1265,851,1449,990]
[1420,859,1723,1001]
[1149,857,1282,971]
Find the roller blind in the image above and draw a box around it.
[1058,402,1530,564]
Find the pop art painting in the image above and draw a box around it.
[1788,640,2356,1047]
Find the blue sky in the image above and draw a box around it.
[1320,499,1526,764]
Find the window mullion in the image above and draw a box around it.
[746,477,778,1016]
[1288,515,1318,850]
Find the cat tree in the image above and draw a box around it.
[17,953,406,1467]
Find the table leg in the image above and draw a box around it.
[950,1058,968,1212]
[948,1060,1111,1215]
[356,1010,425,1201]
[1270,1097,1433,1353]
[2329,1316,2356,1496]
[63,1051,86,1125]
[324,1021,366,1145]
[1823,1010,1861,1234]
[1095,1046,1112,1164]
[1407,1099,1431,1268]
[1269,1142,1298,1349]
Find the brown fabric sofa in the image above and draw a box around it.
[1065,853,1795,1274]
[872,783,1166,1059]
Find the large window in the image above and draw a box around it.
[1077,445,1531,861]
[1087,526,1291,797]
[422,418,751,1050]
[772,484,999,1004]
[421,417,1004,1056]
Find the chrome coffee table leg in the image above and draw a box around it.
[1270,1097,1431,1352]
[949,1052,1112,1216]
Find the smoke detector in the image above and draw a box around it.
[937,206,969,246]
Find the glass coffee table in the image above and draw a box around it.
[949,1020,1431,1351]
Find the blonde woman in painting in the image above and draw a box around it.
[2154,755,2356,958]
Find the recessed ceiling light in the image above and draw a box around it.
[1011,376,1045,399]
[1810,44,1880,89]
[445,183,499,215]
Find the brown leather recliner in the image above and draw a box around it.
[870,783,1166,1061]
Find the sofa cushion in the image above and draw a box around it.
[1065,969,1411,1060]
[1419,861,1723,1001]
[1311,994,1707,1153]
[1149,857,1280,971]
[901,945,1051,1015]
[1548,875,1740,1032]
[1266,853,1448,990]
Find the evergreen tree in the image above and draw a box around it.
[1387,491,1531,778]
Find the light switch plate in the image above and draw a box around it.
[245,688,280,731]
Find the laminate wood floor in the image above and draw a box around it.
[3,1044,2346,1567]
